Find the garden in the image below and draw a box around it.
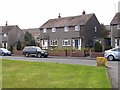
[2,59,111,88]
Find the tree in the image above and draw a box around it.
[17,40,21,50]
[24,31,36,46]
[9,45,13,53]
[100,23,109,38]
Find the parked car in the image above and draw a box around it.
[23,46,49,58]
[0,48,11,56]
[104,47,120,61]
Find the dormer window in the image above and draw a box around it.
[52,28,56,32]
[117,24,120,30]
[75,25,80,31]
[4,33,7,37]
[64,26,69,32]
[43,28,47,33]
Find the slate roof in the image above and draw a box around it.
[2,25,18,33]
[22,28,40,35]
[110,12,120,25]
[40,13,94,29]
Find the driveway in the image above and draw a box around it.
[1,56,119,89]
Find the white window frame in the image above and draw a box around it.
[3,33,7,37]
[52,28,56,32]
[50,40,58,46]
[117,24,120,30]
[62,39,71,46]
[64,26,69,32]
[43,28,47,33]
[75,25,80,31]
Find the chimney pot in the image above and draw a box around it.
[6,21,8,26]
[58,13,61,18]
[82,10,86,15]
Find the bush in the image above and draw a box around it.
[94,42,103,52]
[17,40,21,50]
[8,45,13,53]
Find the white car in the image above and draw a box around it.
[0,48,12,56]
[104,47,120,61]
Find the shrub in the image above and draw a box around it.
[17,40,21,50]
[94,42,103,52]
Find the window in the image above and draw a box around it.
[64,26,69,32]
[75,25,80,31]
[50,40,58,46]
[95,26,97,32]
[117,39,120,46]
[3,33,7,37]
[43,28,47,33]
[52,28,56,32]
[62,39,71,46]
[117,24,120,29]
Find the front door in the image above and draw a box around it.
[75,39,78,49]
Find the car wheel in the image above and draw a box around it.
[44,55,48,58]
[25,53,29,57]
[37,53,41,58]
[2,53,5,56]
[108,55,114,61]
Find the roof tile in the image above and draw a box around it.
[40,13,94,29]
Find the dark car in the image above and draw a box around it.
[0,48,11,56]
[23,46,49,58]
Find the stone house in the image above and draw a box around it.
[39,12,102,50]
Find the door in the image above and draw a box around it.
[75,39,78,49]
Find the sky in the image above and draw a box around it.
[0,0,120,29]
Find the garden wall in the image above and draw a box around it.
[13,50,104,58]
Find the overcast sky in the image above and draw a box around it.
[0,0,119,29]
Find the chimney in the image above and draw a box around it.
[82,10,86,15]
[6,21,8,26]
[58,13,61,18]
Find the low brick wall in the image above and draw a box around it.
[71,52,84,57]
[49,51,84,57]
[12,50,104,58]
[13,50,23,56]
[49,51,66,57]
[90,52,104,58]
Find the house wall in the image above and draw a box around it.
[8,26,24,48]
[40,26,85,49]
[111,25,120,48]
[0,27,2,47]
[84,14,102,47]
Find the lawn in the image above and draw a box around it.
[2,59,111,88]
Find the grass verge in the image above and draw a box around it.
[2,59,111,88]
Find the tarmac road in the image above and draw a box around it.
[1,56,119,89]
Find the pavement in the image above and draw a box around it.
[2,55,119,89]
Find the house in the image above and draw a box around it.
[110,12,120,48]
[0,23,24,49]
[39,12,102,50]
[95,25,111,50]
[22,28,40,47]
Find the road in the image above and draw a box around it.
[1,56,119,89]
